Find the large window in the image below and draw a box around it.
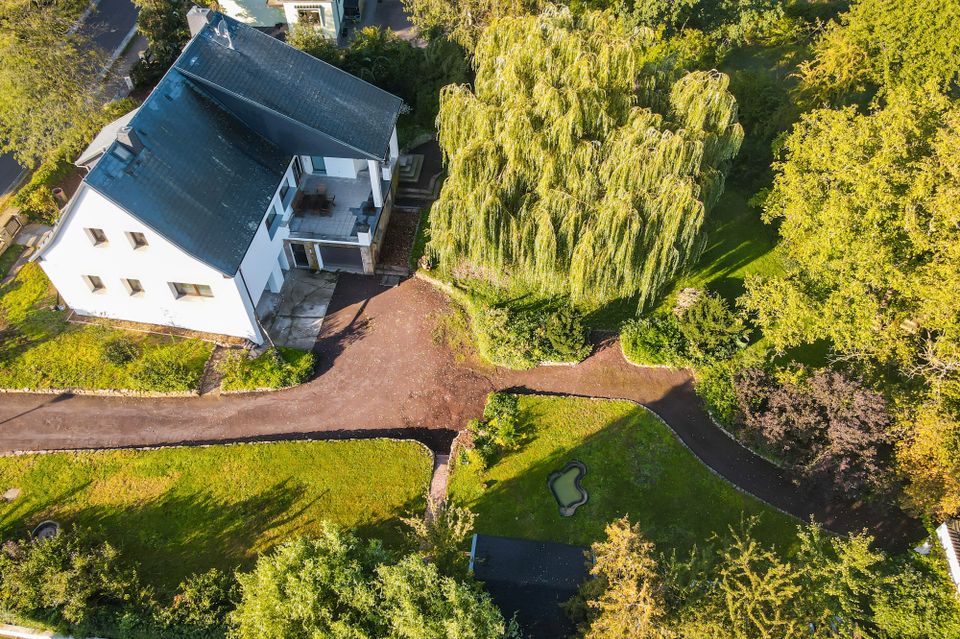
[292,156,303,186]
[310,156,326,175]
[296,5,325,25]
[171,282,213,298]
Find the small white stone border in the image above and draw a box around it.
[0,387,198,398]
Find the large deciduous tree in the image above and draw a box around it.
[427,7,743,310]
[0,6,104,168]
[799,0,960,106]
[229,524,510,639]
[741,86,960,381]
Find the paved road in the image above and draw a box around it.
[0,275,922,549]
[0,0,139,195]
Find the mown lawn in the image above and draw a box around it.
[449,395,800,553]
[0,263,212,391]
[0,440,433,592]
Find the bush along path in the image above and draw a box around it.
[0,275,921,548]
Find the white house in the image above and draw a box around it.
[219,0,365,39]
[36,8,402,344]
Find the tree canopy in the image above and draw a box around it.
[229,524,511,639]
[798,0,960,106]
[427,7,743,310]
[0,3,104,168]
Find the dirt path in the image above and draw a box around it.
[0,275,920,547]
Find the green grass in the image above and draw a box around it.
[0,263,213,391]
[449,395,800,554]
[219,346,316,391]
[0,243,25,280]
[0,440,433,592]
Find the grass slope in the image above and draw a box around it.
[449,395,799,553]
[0,244,25,280]
[0,440,433,592]
[0,263,212,391]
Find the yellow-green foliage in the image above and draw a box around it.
[428,7,743,311]
[0,440,433,591]
[0,263,212,391]
[219,346,316,391]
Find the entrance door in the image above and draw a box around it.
[289,242,311,268]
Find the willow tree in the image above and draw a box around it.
[427,7,743,310]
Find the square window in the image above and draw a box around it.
[127,232,148,249]
[84,275,105,292]
[85,228,108,245]
[124,278,144,295]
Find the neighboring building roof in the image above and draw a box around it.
[75,107,140,167]
[76,10,402,276]
[936,520,960,592]
[85,71,291,275]
[470,534,591,639]
[176,12,403,161]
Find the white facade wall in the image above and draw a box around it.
[283,1,341,39]
[39,186,263,342]
[239,161,297,304]
[319,156,358,178]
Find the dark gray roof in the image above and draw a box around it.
[81,11,402,276]
[471,535,591,639]
[85,72,290,275]
[176,13,403,161]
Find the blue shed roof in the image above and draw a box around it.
[81,12,402,276]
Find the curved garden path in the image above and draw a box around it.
[0,275,919,547]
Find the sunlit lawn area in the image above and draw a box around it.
[0,263,212,391]
[449,395,800,553]
[0,440,433,592]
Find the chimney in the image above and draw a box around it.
[187,6,213,38]
[117,126,144,154]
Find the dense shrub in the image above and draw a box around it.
[127,346,202,392]
[156,569,235,639]
[103,338,141,366]
[474,303,590,369]
[467,392,524,468]
[620,316,687,367]
[0,530,142,629]
[675,291,748,362]
[733,367,892,496]
[218,347,316,391]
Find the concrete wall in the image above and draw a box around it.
[240,160,297,304]
[39,186,263,342]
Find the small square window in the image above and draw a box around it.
[124,278,144,295]
[127,232,148,249]
[84,275,105,292]
[85,228,108,245]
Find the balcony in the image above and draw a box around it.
[286,173,389,244]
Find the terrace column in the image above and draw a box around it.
[368,159,384,207]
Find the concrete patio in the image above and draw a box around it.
[257,269,338,350]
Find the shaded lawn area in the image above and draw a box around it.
[449,396,800,554]
[0,244,25,280]
[0,440,433,592]
[0,263,212,391]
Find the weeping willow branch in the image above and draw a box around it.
[428,6,743,310]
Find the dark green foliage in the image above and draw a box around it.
[0,529,142,630]
[127,347,200,392]
[620,316,688,367]
[676,292,748,362]
[130,0,217,89]
[474,302,591,369]
[103,338,141,367]
[156,569,236,639]
[468,392,525,468]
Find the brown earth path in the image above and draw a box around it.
[0,275,920,547]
